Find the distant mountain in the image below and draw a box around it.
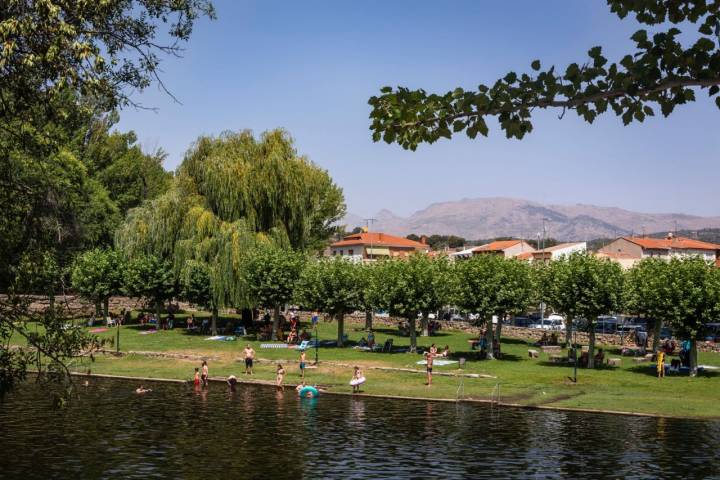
[340,197,720,241]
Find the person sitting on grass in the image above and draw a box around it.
[442,345,450,357]
[300,329,311,342]
[594,348,605,366]
[358,337,368,348]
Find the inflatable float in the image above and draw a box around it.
[298,386,319,398]
[349,377,366,387]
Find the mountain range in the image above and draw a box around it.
[342,197,720,241]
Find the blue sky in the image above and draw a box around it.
[117,1,720,218]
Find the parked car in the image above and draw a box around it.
[595,316,619,334]
[529,317,564,331]
[508,316,532,328]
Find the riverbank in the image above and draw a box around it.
[30,317,720,419]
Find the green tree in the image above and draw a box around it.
[368,1,720,150]
[642,257,720,375]
[368,255,449,352]
[71,248,125,319]
[123,254,176,322]
[625,258,673,352]
[543,252,624,368]
[180,260,221,335]
[116,129,346,318]
[453,255,533,359]
[296,258,365,346]
[243,245,305,340]
[13,249,62,308]
[1,0,215,149]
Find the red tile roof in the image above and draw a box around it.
[472,240,523,253]
[331,232,429,249]
[624,236,720,251]
[515,251,534,261]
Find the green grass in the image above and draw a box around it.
[13,314,720,418]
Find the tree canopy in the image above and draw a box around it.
[295,257,366,346]
[368,0,720,150]
[368,255,450,352]
[453,255,533,358]
[71,248,126,317]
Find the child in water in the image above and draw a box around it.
[276,364,285,388]
[351,366,364,393]
[193,367,200,387]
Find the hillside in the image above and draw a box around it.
[341,197,720,241]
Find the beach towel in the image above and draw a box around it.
[89,328,108,333]
[415,359,458,366]
[205,335,236,341]
[139,329,157,335]
[261,343,289,349]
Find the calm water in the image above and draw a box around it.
[1,378,719,479]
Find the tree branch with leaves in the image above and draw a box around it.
[369,0,720,150]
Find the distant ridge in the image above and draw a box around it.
[341,197,720,241]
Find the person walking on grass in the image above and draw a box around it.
[425,351,434,386]
[276,364,286,388]
[243,344,256,375]
[299,349,307,382]
[201,360,209,388]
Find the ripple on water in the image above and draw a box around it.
[1,379,719,479]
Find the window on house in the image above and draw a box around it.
[349,249,354,255]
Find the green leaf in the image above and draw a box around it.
[630,29,647,43]
[531,60,541,71]
[709,85,719,96]
[504,72,517,84]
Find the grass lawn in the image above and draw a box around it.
[13,312,720,418]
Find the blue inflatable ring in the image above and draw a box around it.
[298,386,319,398]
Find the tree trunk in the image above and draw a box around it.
[495,316,503,356]
[272,304,281,340]
[408,317,417,353]
[155,300,162,326]
[689,338,698,377]
[364,310,373,330]
[95,301,101,317]
[103,297,110,320]
[564,314,572,346]
[211,307,218,336]
[485,319,495,360]
[241,308,253,329]
[587,328,596,369]
[651,319,663,353]
[421,312,429,337]
[337,312,345,347]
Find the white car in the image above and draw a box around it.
[529,315,565,331]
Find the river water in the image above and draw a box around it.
[0,378,719,479]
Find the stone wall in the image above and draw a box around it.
[0,295,192,317]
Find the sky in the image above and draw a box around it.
[117,1,720,218]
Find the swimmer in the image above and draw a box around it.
[135,385,152,394]
[227,375,238,391]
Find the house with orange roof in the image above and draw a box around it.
[598,234,720,266]
[329,232,430,262]
[471,239,535,258]
[531,242,587,263]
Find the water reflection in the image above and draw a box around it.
[0,379,719,479]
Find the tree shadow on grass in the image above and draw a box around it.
[627,364,720,378]
[366,328,451,339]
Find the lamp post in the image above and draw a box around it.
[572,323,578,383]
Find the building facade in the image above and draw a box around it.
[329,232,430,262]
[598,234,720,267]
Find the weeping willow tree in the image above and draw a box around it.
[116,129,345,320]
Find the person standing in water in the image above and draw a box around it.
[299,349,307,382]
[201,360,209,388]
[193,368,200,388]
[243,344,256,375]
[276,364,285,388]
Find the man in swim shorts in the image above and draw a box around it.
[299,350,306,381]
[425,351,434,386]
[243,344,256,375]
